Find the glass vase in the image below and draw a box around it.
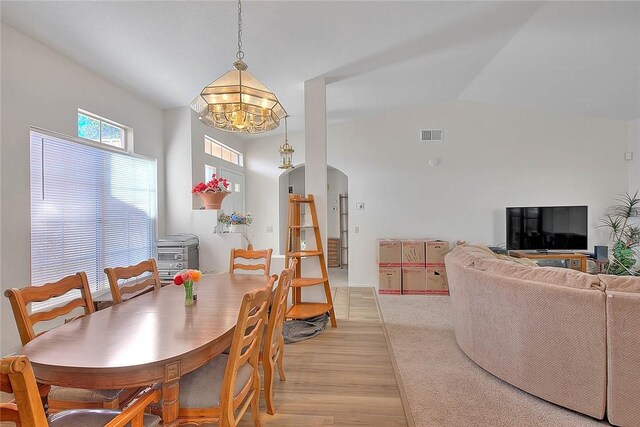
[184,281,194,306]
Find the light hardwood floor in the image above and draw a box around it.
[1,288,409,426]
[238,287,409,426]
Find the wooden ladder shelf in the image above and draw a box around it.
[285,194,337,327]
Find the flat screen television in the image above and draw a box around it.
[506,206,588,251]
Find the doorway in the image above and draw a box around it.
[278,165,349,286]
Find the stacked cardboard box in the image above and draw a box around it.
[425,240,449,295]
[401,240,426,294]
[378,239,450,295]
[377,240,402,294]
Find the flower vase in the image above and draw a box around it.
[184,280,194,306]
[197,191,230,209]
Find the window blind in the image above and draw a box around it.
[30,130,157,312]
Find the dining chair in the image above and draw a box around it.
[229,248,273,275]
[4,273,135,411]
[104,258,162,305]
[1,355,162,427]
[261,259,297,415]
[152,277,274,426]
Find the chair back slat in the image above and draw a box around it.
[229,248,273,275]
[104,258,161,305]
[4,272,95,345]
[219,277,273,423]
[29,298,87,324]
[0,355,48,427]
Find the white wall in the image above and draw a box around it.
[163,107,246,274]
[246,101,629,286]
[629,119,640,194]
[0,24,167,355]
[246,131,305,255]
[190,111,245,211]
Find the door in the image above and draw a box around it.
[220,168,245,214]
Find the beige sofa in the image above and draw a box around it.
[445,244,640,426]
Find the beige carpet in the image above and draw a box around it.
[377,294,610,427]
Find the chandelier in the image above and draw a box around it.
[191,0,286,133]
[278,117,294,169]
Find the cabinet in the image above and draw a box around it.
[509,251,588,273]
[328,238,340,267]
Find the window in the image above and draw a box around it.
[204,136,243,166]
[30,130,156,311]
[205,164,216,182]
[78,109,127,150]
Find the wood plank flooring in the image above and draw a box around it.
[238,287,409,426]
[1,287,409,426]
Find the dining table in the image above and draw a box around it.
[20,272,273,426]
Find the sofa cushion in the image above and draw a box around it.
[598,274,640,293]
[447,244,497,267]
[477,258,601,290]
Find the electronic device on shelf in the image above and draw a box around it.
[506,206,588,251]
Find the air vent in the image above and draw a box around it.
[420,129,443,142]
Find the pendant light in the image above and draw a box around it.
[278,117,294,169]
[191,0,286,133]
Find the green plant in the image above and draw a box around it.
[600,191,640,276]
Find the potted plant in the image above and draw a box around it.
[218,211,254,248]
[600,191,640,276]
[192,174,230,209]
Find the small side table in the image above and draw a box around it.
[509,251,588,273]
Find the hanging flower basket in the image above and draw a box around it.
[197,191,230,209]
[192,174,231,210]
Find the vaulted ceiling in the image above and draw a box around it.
[2,1,639,133]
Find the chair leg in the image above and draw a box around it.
[276,343,286,382]
[251,378,262,427]
[263,357,276,415]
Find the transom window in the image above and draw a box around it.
[204,136,243,167]
[78,109,128,150]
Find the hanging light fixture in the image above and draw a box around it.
[191,0,286,133]
[278,117,294,169]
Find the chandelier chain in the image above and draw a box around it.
[236,0,244,60]
[285,116,288,143]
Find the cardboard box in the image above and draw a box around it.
[378,267,402,294]
[378,240,402,266]
[402,240,426,267]
[427,265,449,295]
[401,267,427,295]
[426,240,450,265]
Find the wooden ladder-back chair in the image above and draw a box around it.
[262,259,297,415]
[3,273,134,411]
[153,277,274,426]
[0,355,162,427]
[229,248,273,275]
[104,258,161,305]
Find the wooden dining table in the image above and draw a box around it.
[20,273,272,426]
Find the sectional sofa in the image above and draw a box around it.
[445,244,640,426]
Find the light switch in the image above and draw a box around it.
[266,226,273,233]
[355,226,360,234]
[356,202,365,210]
[625,152,634,161]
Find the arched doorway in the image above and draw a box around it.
[278,165,349,285]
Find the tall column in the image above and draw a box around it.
[304,78,328,255]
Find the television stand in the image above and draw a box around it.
[509,251,588,273]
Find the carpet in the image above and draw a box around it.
[377,294,609,427]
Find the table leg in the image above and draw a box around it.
[161,380,179,426]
